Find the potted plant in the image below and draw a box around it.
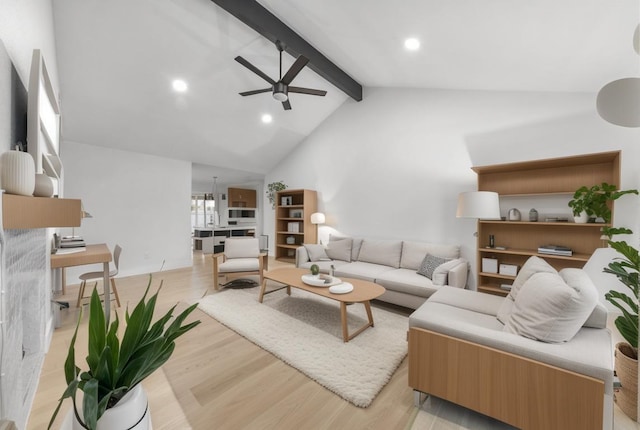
[266,181,287,209]
[568,182,638,223]
[604,226,639,420]
[49,276,201,430]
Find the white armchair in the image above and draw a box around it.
[212,237,265,290]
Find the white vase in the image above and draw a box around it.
[34,173,54,197]
[61,384,152,430]
[573,211,589,224]
[0,150,35,196]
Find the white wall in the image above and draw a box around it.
[264,87,640,291]
[61,141,193,282]
[0,0,59,102]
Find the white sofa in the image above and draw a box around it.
[295,236,468,309]
[408,257,614,430]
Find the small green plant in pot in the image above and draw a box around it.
[49,276,201,430]
[266,181,287,209]
[568,183,638,223]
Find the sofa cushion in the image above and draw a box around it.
[325,238,352,262]
[417,254,450,279]
[303,244,330,262]
[560,268,608,329]
[400,241,460,270]
[497,256,557,324]
[503,271,598,343]
[357,239,403,268]
[329,235,363,261]
[376,268,438,298]
[334,261,396,283]
[427,286,503,317]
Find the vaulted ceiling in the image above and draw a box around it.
[52,0,639,190]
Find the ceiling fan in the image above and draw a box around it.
[235,40,327,110]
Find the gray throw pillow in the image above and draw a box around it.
[325,238,352,262]
[417,254,450,279]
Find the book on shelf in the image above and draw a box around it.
[538,244,573,256]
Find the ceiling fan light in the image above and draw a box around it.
[273,91,288,102]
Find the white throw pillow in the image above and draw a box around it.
[496,256,557,324]
[303,244,330,262]
[503,271,598,343]
[325,238,352,262]
[431,258,465,286]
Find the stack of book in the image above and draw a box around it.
[60,236,86,248]
[538,244,572,256]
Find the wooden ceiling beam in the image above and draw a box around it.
[210,0,363,102]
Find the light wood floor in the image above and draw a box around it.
[26,251,640,430]
[28,252,417,430]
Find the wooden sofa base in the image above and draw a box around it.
[408,327,605,430]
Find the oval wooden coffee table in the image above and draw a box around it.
[259,267,386,342]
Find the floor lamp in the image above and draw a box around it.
[310,212,325,244]
[456,191,501,237]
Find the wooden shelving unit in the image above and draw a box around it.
[2,194,81,229]
[275,189,317,263]
[473,151,620,296]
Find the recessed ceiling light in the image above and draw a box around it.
[404,38,420,51]
[172,79,188,93]
[261,114,273,124]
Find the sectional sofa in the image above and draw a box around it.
[295,236,468,309]
[408,256,613,430]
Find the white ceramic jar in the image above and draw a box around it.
[0,150,35,196]
[34,173,54,197]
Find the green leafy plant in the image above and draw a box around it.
[49,276,201,430]
[266,181,287,209]
[568,182,638,222]
[604,227,639,359]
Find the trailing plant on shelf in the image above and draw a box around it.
[266,181,287,209]
[48,276,201,430]
[567,182,638,223]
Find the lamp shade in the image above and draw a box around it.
[310,212,325,224]
[456,191,501,219]
[596,77,640,128]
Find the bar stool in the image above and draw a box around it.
[76,244,122,307]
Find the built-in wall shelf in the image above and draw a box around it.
[472,151,620,296]
[3,194,81,229]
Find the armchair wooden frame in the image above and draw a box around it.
[212,252,267,290]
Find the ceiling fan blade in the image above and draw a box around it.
[282,99,292,110]
[281,55,309,85]
[234,56,276,85]
[239,88,272,96]
[288,87,327,97]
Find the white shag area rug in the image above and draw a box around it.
[198,287,408,408]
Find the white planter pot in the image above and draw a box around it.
[0,150,35,196]
[573,211,589,224]
[61,385,152,430]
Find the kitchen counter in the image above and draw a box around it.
[193,226,256,254]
